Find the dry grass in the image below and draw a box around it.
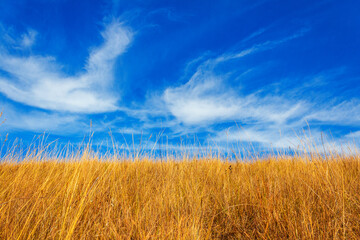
[1,154,360,239]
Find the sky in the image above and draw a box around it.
[0,0,359,154]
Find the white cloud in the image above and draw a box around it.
[84,21,132,88]
[213,27,310,64]
[0,102,83,134]
[158,27,360,150]
[212,125,358,154]
[241,27,267,43]
[163,60,306,126]
[0,20,132,113]
[213,126,303,149]
[118,127,144,135]
[304,99,360,126]
[0,26,38,49]
[20,29,37,48]
[162,29,312,126]
[345,131,360,139]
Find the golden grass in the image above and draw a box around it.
[1,155,360,239]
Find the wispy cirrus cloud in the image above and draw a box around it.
[20,28,37,48]
[0,20,132,113]
[163,69,305,125]
[156,27,360,149]
[162,29,310,126]
[213,125,303,149]
[207,95,360,149]
[213,125,356,154]
[0,102,83,133]
[213,27,310,64]
[345,131,360,139]
[304,99,360,126]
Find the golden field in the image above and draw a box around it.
[1,154,360,239]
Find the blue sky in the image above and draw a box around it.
[0,0,359,153]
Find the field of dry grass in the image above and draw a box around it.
[1,153,360,239]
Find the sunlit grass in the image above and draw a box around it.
[1,152,360,239]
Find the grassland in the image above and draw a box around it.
[1,153,360,239]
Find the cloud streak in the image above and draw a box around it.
[0,20,132,113]
[0,102,83,133]
[162,30,310,126]
[20,29,37,48]
[157,28,360,150]
[163,69,305,125]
